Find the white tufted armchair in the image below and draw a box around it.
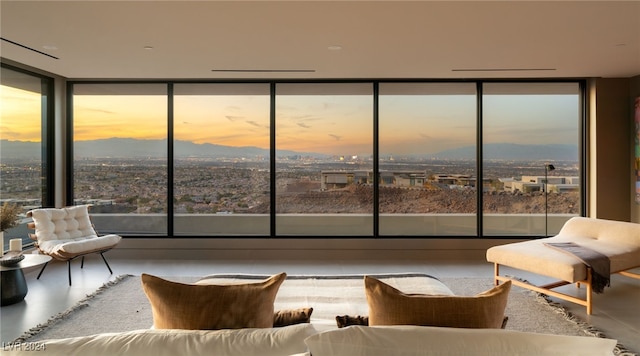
[27,205,122,285]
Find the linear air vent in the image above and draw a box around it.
[452,68,556,72]
[211,69,316,73]
[1,38,59,60]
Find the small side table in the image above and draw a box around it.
[1,254,52,306]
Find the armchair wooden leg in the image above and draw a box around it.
[81,256,85,269]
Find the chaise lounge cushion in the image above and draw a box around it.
[141,273,287,330]
[28,205,121,260]
[486,217,640,282]
[364,276,511,329]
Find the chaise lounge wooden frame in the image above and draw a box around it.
[486,217,640,315]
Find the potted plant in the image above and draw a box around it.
[1,202,20,232]
[1,202,21,255]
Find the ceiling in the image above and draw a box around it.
[1,1,639,80]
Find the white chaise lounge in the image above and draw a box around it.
[486,217,640,314]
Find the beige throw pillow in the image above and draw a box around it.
[141,272,286,330]
[365,276,511,329]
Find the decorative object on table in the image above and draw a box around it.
[9,238,22,252]
[0,251,25,266]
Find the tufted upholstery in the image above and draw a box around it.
[487,217,640,282]
[486,217,640,314]
[28,205,121,261]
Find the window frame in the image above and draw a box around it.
[65,78,587,238]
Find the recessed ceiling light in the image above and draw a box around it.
[328,45,342,51]
[42,45,58,50]
[144,46,154,50]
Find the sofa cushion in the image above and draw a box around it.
[141,272,286,330]
[365,276,510,328]
[304,325,617,356]
[13,324,317,356]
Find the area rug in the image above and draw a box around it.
[14,273,636,355]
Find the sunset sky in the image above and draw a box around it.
[1,83,580,156]
[0,85,42,142]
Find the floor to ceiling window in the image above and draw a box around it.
[378,83,477,236]
[482,82,582,236]
[71,83,168,235]
[68,80,584,238]
[275,83,374,236]
[173,83,271,235]
[0,64,53,248]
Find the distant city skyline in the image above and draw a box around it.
[1,83,580,156]
[0,138,579,162]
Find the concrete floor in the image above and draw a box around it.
[1,254,639,353]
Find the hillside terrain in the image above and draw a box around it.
[269,184,579,214]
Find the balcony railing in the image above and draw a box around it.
[84,213,575,237]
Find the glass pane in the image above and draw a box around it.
[0,66,48,250]
[173,83,270,236]
[482,83,581,236]
[72,83,168,235]
[379,83,477,236]
[275,83,373,236]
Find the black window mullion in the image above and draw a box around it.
[66,82,74,206]
[167,83,174,237]
[41,77,55,207]
[476,82,483,238]
[270,82,276,237]
[373,82,379,237]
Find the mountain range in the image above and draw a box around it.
[0,138,578,161]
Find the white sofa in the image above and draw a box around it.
[3,324,618,356]
[4,267,624,355]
